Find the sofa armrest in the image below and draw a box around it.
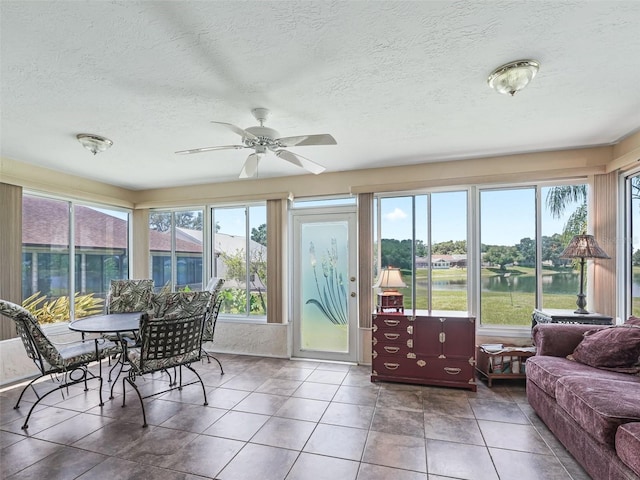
[533,323,608,357]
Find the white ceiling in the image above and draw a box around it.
[2,1,640,191]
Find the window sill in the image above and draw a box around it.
[476,325,533,340]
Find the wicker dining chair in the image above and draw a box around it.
[121,312,208,427]
[0,299,119,430]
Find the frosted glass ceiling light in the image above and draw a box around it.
[76,134,113,155]
[488,60,539,96]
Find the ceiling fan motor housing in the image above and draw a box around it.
[244,126,281,148]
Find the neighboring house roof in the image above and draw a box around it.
[23,195,128,249]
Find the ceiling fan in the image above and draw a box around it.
[176,108,337,178]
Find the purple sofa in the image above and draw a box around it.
[526,323,640,480]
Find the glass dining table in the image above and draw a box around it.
[69,312,144,398]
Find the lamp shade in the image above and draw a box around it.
[560,235,610,260]
[373,267,406,289]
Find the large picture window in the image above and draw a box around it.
[479,183,588,327]
[22,193,130,323]
[375,191,468,312]
[149,209,204,292]
[212,204,267,318]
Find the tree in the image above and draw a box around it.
[542,233,566,266]
[546,185,587,240]
[251,223,267,246]
[414,239,428,257]
[516,237,536,266]
[149,211,204,232]
[380,239,413,270]
[483,245,518,270]
[149,212,171,232]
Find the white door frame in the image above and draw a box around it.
[291,206,358,362]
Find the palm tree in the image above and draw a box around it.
[545,185,587,242]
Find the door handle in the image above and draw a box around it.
[350,292,356,297]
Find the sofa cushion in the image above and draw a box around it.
[526,355,640,398]
[556,376,640,445]
[571,324,640,370]
[627,316,640,326]
[616,422,640,477]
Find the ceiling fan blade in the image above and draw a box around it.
[211,121,258,141]
[175,145,245,154]
[239,153,261,178]
[277,134,337,147]
[276,150,326,175]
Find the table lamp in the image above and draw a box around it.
[559,234,610,314]
[373,266,406,312]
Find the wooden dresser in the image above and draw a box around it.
[371,310,476,391]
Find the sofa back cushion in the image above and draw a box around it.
[627,316,640,326]
[572,325,640,369]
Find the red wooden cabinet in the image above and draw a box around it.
[371,310,476,391]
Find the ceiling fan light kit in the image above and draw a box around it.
[487,59,539,96]
[176,108,336,178]
[76,133,113,155]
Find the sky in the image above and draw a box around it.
[379,188,576,246]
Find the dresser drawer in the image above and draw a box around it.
[372,355,418,378]
[373,315,411,330]
[372,329,413,346]
[372,342,413,359]
[421,357,475,384]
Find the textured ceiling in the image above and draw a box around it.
[1,1,639,190]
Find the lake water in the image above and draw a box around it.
[424,273,582,294]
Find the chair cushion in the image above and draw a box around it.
[556,376,640,445]
[149,291,210,319]
[616,422,640,477]
[59,339,120,368]
[108,279,153,313]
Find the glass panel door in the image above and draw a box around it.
[292,210,357,362]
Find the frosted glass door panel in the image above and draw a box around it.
[300,221,349,353]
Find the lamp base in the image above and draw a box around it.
[574,293,589,315]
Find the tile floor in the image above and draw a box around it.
[0,354,592,480]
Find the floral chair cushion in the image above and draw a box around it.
[148,291,211,319]
[107,279,153,313]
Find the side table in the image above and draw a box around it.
[532,308,613,329]
[476,345,536,387]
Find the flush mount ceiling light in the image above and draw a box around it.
[487,59,539,96]
[76,134,113,155]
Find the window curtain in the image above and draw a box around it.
[132,208,149,279]
[592,172,617,317]
[266,199,286,323]
[358,193,373,329]
[0,183,22,339]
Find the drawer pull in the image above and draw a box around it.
[444,367,462,375]
[383,346,399,354]
[383,363,400,370]
[383,319,400,327]
[384,333,400,340]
